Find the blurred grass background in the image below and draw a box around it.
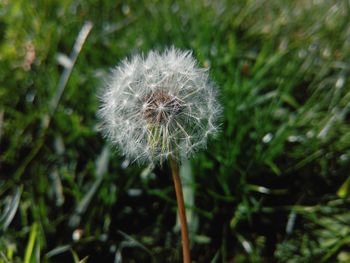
[1,0,350,262]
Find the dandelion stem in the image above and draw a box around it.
[169,156,190,263]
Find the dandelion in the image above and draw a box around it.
[98,47,221,164]
[98,47,222,262]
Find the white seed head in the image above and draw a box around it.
[98,47,222,164]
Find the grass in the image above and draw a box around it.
[1,0,350,262]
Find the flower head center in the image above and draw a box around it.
[142,91,183,124]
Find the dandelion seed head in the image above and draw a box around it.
[98,47,222,164]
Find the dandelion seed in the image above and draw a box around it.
[98,47,222,165]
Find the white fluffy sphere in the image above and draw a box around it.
[98,47,222,164]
